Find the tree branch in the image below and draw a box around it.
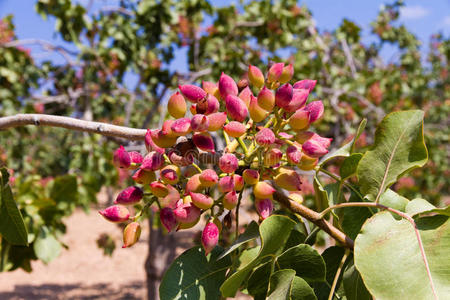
[0,114,147,140]
[273,189,355,249]
[0,113,355,249]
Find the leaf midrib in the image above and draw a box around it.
[374,119,411,203]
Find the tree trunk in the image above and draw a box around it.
[145,211,178,300]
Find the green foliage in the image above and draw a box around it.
[0,168,28,246]
[354,212,450,299]
[357,110,428,202]
[159,246,231,300]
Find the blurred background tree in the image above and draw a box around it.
[0,0,448,298]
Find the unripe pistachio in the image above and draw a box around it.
[115,186,143,205]
[207,112,227,131]
[255,198,273,220]
[160,207,178,232]
[191,114,209,132]
[199,169,219,187]
[264,147,283,167]
[99,205,130,223]
[233,174,244,191]
[223,121,246,138]
[168,150,192,166]
[202,222,219,255]
[293,79,317,93]
[288,192,304,204]
[132,169,156,185]
[274,167,302,191]
[160,185,180,209]
[141,151,164,171]
[179,84,207,103]
[185,174,204,193]
[257,87,275,111]
[168,92,187,118]
[150,129,177,148]
[295,131,315,144]
[161,120,177,137]
[171,117,192,136]
[190,192,214,209]
[286,144,302,165]
[223,191,238,210]
[177,218,200,230]
[238,86,252,108]
[196,94,219,115]
[311,134,332,148]
[248,65,265,88]
[128,152,143,170]
[285,89,309,112]
[253,181,276,199]
[202,81,220,99]
[298,157,318,171]
[218,176,235,193]
[304,100,324,123]
[113,146,131,169]
[219,153,239,173]
[193,132,215,153]
[275,83,293,109]
[122,222,141,248]
[279,64,294,84]
[249,95,269,122]
[255,128,276,146]
[302,139,329,158]
[173,198,201,224]
[160,165,181,185]
[289,109,310,130]
[267,62,284,83]
[145,129,164,153]
[243,169,260,185]
[219,72,238,100]
[149,181,169,197]
[225,95,249,122]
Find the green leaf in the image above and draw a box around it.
[313,176,328,212]
[33,228,62,264]
[354,211,450,300]
[312,246,348,299]
[291,276,317,300]
[341,204,372,240]
[220,215,296,298]
[357,110,428,202]
[320,119,366,165]
[378,189,409,211]
[405,199,450,217]
[50,174,78,206]
[0,168,28,246]
[339,153,363,179]
[343,262,371,300]
[218,221,259,260]
[283,229,306,251]
[267,269,296,300]
[160,246,232,300]
[277,244,326,283]
[247,261,272,298]
[267,269,317,300]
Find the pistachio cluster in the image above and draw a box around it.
[99,62,329,253]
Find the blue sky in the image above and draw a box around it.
[1,0,449,84]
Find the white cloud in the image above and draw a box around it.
[399,5,430,20]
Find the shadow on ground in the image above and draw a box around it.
[0,281,145,300]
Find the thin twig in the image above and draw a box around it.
[328,248,350,300]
